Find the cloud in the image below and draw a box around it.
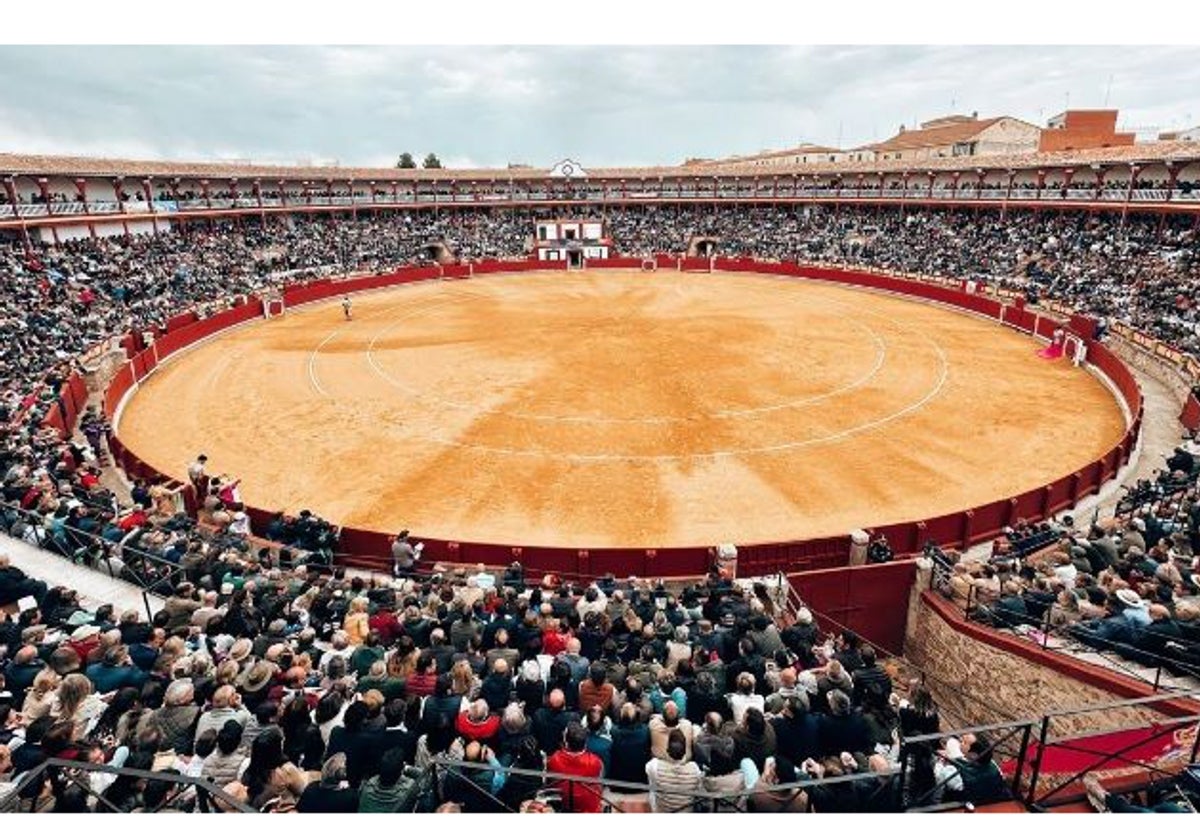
[0,45,1196,168]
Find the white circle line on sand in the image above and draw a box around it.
[307,284,489,397]
[358,279,889,425]
[303,272,951,462]
[387,330,949,463]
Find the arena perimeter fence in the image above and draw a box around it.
[86,258,1144,583]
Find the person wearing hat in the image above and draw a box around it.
[238,661,278,706]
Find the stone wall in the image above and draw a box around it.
[1107,334,1191,405]
[904,583,1167,739]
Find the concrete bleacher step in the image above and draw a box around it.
[1066,648,1200,694]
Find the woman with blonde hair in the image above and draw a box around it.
[450,659,480,701]
[343,596,371,646]
[52,673,109,739]
[22,668,61,722]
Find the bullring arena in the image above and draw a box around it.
[5,99,1200,814]
[117,268,1126,548]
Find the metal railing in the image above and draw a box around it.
[1,498,190,619]
[952,571,1200,694]
[429,754,900,813]
[0,757,255,813]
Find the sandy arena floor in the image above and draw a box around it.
[116,270,1127,548]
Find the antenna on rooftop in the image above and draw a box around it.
[1103,73,1114,107]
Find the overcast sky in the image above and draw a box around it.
[0,45,1197,169]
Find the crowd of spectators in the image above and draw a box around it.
[600,205,1200,353]
[935,439,1200,675]
[0,204,1198,814]
[0,545,1024,813]
[4,205,1199,454]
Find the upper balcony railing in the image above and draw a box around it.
[4,185,1200,222]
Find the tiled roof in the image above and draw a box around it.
[868,118,1004,153]
[2,141,1200,183]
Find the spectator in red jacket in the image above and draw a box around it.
[546,721,605,813]
[541,618,572,658]
[117,504,149,532]
[456,699,501,745]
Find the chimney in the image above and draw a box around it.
[899,124,906,133]
[971,110,978,119]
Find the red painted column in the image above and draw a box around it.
[113,177,130,238]
[1122,163,1140,225]
[74,178,89,213]
[37,178,52,215]
[199,179,211,209]
[169,178,184,232]
[3,178,18,217]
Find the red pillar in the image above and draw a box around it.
[3,177,18,217]
[76,178,97,239]
[37,178,52,215]
[112,178,130,238]
[1165,163,1179,202]
[1122,164,1140,226]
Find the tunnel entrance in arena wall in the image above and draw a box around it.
[687,236,719,257]
[567,249,583,269]
[420,240,457,264]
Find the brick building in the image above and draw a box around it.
[1038,109,1136,152]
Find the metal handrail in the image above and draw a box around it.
[1,498,188,618]
[0,756,255,813]
[431,755,902,812]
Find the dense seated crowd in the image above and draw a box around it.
[936,440,1200,674]
[3,204,1199,451]
[0,545,1025,813]
[599,206,1200,354]
[1,204,1199,815]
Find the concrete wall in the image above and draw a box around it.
[976,118,1042,156]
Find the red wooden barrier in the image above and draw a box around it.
[788,561,918,655]
[103,260,1143,596]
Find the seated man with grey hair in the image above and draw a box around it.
[296,752,360,813]
[140,678,200,755]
